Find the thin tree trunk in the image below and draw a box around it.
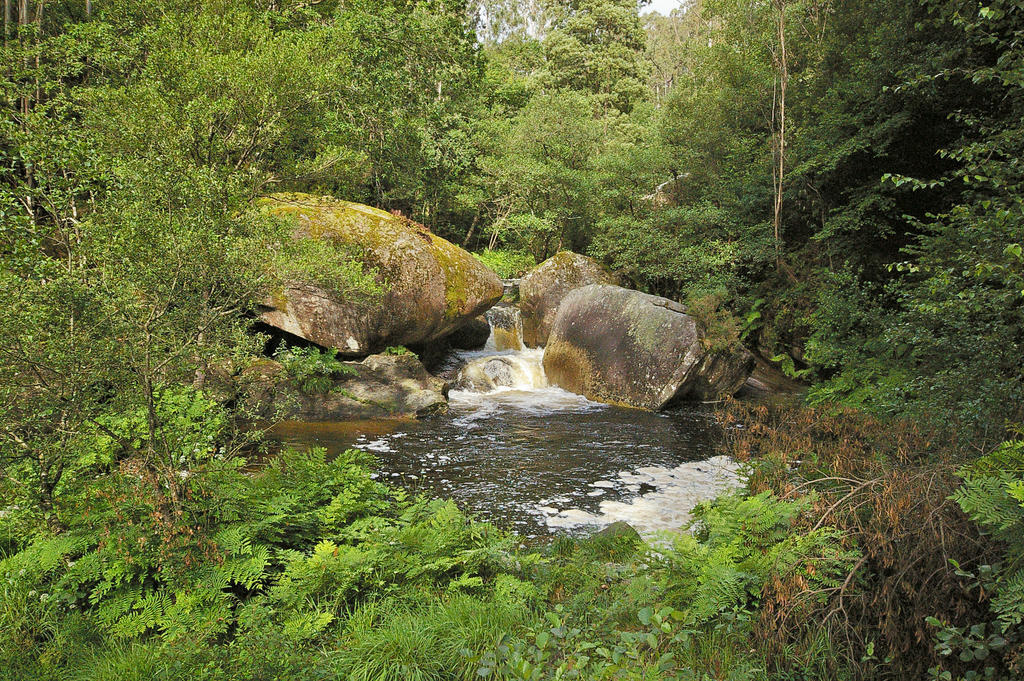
[34,0,40,107]
[38,451,66,534]
[461,213,479,248]
[3,1,9,117]
[18,0,33,222]
[772,0,788,272]
[193,289,211,391]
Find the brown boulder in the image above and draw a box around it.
[542,285,754,410]
[259,194,503,356]
[519,252,616,347]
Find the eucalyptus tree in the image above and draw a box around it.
[543,0,652,114]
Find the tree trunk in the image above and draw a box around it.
[18,0,32,222]
[34,0,41,107]
[37,451,66,534]
[772,0,788,272]
[461,213,479,248]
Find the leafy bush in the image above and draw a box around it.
[684,288,743,354]
[720,399,1002,678]
[269,224,384,301]
[659,492,857,629]
[466,491,855,681]
[589,205,762,301]
[473,249,536,279]
[382,345,415,357]
[275,346,355,394]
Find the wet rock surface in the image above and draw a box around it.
[737,354,806,396]
[447,315,491,350]
[244,353,448,421]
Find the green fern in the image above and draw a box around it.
[953,439,1024,633]
[660,491,859,626]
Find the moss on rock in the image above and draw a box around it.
[259,193,502,356]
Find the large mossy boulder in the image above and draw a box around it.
[519,251,616,347]
[243,353,448,421]
[259,194,503,356]
[543,284,754,410]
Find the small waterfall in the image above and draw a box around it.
[454,349,548,392]
[448,309,596,416]
[485,304,524,352]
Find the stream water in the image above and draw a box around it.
[271,308,740,540]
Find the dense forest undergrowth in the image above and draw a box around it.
[1,0,1022,679]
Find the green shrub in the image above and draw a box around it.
[0,445,388,647]
[685,288,743,355]
[270,231,383,301]
[473,249,536,279]
[659,492,857,629]
[276,346,355,394]
[333,594,535,681]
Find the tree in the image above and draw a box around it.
[477,89,601,258]
[0,0,382,538]
[543,0,652,114]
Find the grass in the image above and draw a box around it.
[334,594,536,681]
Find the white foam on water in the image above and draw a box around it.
[542,455,742,535]
[358,438,395,453]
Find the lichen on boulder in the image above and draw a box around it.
[259,193,503,356]
[519,251,617,347]
[543,284,754,410]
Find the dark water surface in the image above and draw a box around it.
[269,364,732,538]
